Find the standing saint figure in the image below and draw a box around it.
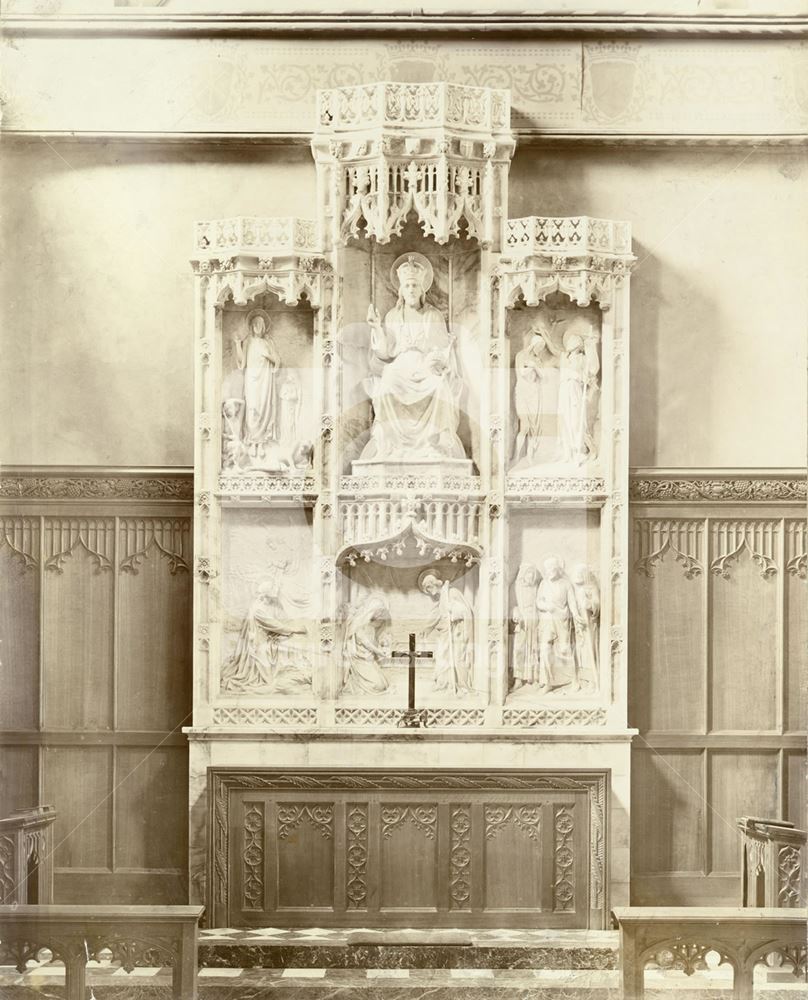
[360,253,466,462]
[512,329,554,465]
[341,595,393,696]
[419,571,474,695]
[571,564,600,691]
[558,330,600,465]
[221,562,310,694]
[278,370,302,453]
[234,311,280,460]
[537,556,584,691]
[512,562,541,688]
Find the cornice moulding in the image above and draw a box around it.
[0,466,195,502]
[2,131,807,149]
[3,14,808,39]
[630,469,807,503]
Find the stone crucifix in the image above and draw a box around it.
[391,632,433,728]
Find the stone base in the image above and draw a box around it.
[350,458,475,487]
[198,928,619,969]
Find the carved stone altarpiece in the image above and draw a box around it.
[188,82,634,927]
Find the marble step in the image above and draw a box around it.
[198,927,619,970]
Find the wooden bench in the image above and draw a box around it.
[0,904,204,1000]
[612,906,807,1000]
[0,805,57,904]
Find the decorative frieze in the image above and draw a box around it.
[630,472,807,504]
[502,708,607,727]
[211,707,317,727]
[0,472,193,502]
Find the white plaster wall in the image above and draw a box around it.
[1,141,805,467]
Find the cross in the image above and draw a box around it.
[391,632,433,728]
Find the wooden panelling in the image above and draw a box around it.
[631,750,704,875]
[0,544,39,731]
[630,504,806,907]
[631,544,704,733]
[43,746,112,870]
[0,746,38,818]
[115,746,187,871]
[42,545,114,731]
[0,481,193,906]
[217,772,602,929]
[117,541,191,732]
[709,752,779,874]
[786,751,806,829]
[785,566,807,733]
[710,551,778,732]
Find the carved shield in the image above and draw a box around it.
[585,54,639,125]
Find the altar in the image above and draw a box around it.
[186,81,635,930]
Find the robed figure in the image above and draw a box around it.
[341,595,392,696]
[361,253,466,462]
[234,312,280,459]
[537,556,584,691]
[572,564,600,691]
[221,566,309,694]
[512,332,554,465]
[558,331,600,465]
[420,571,473,695]
[512,562,541,687]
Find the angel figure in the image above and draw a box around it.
[511,562,541,688]
[419,571,474,696]
[341,595,393,695]
[571,563,600,690]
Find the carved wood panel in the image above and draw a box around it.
[630,507,807,907]
[216,770,600,928]
[0,497,193,905]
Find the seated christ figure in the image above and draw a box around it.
[360,253,466,463]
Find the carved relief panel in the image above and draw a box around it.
[191,82,633,730]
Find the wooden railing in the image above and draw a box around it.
[0,905,204,1000]
[612,906,807,1000]
[0,805,56,904]
[737,816,806,907]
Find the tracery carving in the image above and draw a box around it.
[647,940,734,977]
[212,707,317,727]
[381,804,438,840]
[0,517,39,569]
[119,518,191,575]
[778,845,802,906]
[242,801,265,911]
[277,804,334,842]
[346,805,369,909]
[553,805,576,912]
[449,806,472,910]
[0,835,14,903]
[633,519,703,579]
[502,708,607,727]
[43,518,114,572]
[786,520,807,578]
[484,805,542,842]
[710,520,779,579]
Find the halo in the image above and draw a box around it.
[418,568,443,592]
[245,308,272,334]
[391,252,434,293]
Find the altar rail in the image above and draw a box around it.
[612,906,808,1000]
[0,905,203,1000]
[0,806,56,905]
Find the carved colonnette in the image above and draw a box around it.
[612,906,807,1000]
[208,768,608,929]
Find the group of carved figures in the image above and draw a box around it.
[220,567,475,698]
[221,310,313,473]
[512,558,600,693]
[512,322,601,468]
[341,572,474,697]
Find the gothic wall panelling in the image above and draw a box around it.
[0,471,193,904]
[629,472,807,906]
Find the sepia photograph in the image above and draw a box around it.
[0,2,806,998]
